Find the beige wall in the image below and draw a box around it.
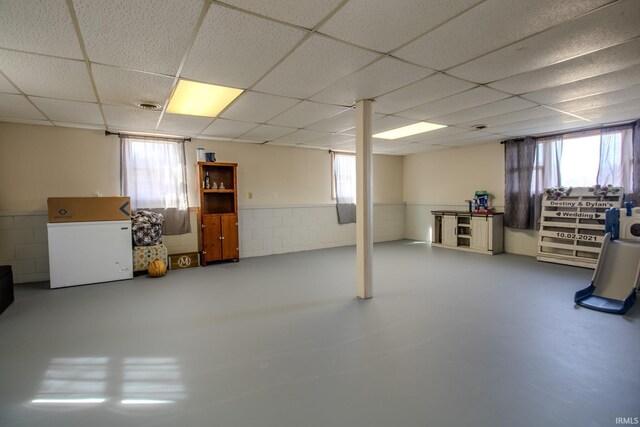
[402,142,538,256]
[0,124,120,211]
[0,122,404,212]
[184,139,404,208]
[403,143,505,207]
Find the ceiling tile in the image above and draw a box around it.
[270,129,330,144]
[551,85,640,113]
[395,0,610,70]
[0,117,52,126]
[102,104,160,131]
[419,130,498,145]
[221,91,299,123]
[266,140,300,147]
[448,0,640,83]
[374,73,476,114]
[498,121,597,138]
[440,135,500,147]
[0,0,83,59]
[72,0,203,74]
[0,51,95,101]
[52,121,104,130]
[239,124,296,141]
[371,115,415,133]
[406,125,470,142]
[372,140,416,153]
[430,97,537,125]
[576,98,640,121]
[254,34,381,99]
[521,64,640,105]
[0,73,18,94]
[460,106,562,128]
[30,97,103,124]
[93,64,173,107]
[182,4,305,89]
[200,118,258,139]
[488,37,640,94]
[489,114,586,135]
[310,57,434,105]
[319,0,482,53]
[219,0,344,29]
[157,113,212,136]
[587,111,640,126]
[396,87,510,120]
[388,143,448,155]
[0,93,47,120]
[305,108,355,132]
[268,101,348,128]
[299,133,355,148]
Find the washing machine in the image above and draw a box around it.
[620,207,640,241]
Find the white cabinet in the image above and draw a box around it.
[432,211,503,255]
[470,217,489,250]
[442,215,458,247]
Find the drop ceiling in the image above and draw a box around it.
[0,0,639,155]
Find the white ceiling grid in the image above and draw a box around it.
[0,0,637,155]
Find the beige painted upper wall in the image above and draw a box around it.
[403,142,505,208]
[0,122,403,211]
[0,123,120,211]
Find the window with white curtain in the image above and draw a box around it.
[332,152,356,224]
[120,135,190,235]
[532,126,633,192]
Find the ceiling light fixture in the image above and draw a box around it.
[373,122,446,140]
[166,80,244,118]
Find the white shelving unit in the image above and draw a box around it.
[432,211,504,255]
[537,187,624,268]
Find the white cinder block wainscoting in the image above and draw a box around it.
[238,203,405,258]
[0,212,50,284]
[2,204,405,283]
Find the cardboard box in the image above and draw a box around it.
[47,197,131,223]
[169,252,199,270]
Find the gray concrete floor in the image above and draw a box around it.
[0,240,638,427]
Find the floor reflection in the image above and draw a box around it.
[30,357,186,407]
[31,357,108,405]
[121,357,186,405]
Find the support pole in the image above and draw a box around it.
[355,100,373,299]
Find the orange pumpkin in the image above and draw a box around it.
[148,259,167,278]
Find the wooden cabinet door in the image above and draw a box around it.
[221,215,239,260]
[470,217,489,250]
[442,216,458,247]
[203,215,222,262]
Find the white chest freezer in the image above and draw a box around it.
[47,220,133,289]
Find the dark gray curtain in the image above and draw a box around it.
[629,120,640,205]
[504,137,537,229]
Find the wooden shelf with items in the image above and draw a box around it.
[537,186,623,268]
[196,162,239,266]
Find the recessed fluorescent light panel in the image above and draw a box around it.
[373,122,446,140]
[167,80,244,117]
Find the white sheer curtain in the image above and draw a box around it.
[120,135,190,235]
[333,152,356,224]
[597,127,633,190]
[527,124,634,227]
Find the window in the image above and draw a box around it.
[331,152,356,224]
[504,122,637,230]
[532,126,633,193]
[120,135,190,235]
